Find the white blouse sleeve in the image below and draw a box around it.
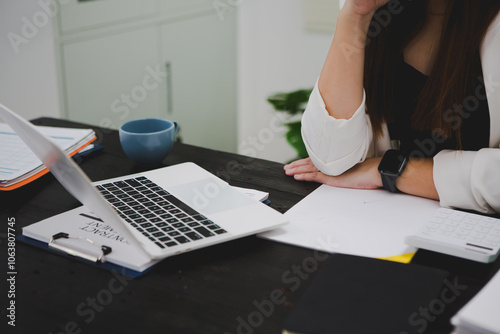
[301,80,374,176]
[434,149,500,213]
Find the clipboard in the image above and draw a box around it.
[17,234,155,278]
[19,206,161,277]
[48,232,112,263]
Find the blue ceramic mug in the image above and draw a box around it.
[119,118,178,166]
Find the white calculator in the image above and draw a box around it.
[405,208,500,263]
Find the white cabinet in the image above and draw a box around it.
[63,27,163,129]
[161,13,237,152]
[159,0,214,19]
[59,0,158,33]
[55,0,237,152]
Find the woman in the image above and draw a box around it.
[284,0,500,213]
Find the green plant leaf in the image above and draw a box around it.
[267,88,312,159]
[267,88,313,115]
[285,122,307,158]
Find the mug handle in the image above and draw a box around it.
[173,121,179,136]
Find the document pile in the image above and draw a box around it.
[0,123,96,190]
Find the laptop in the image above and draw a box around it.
[0,103,288,260]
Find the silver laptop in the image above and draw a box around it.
[0,103,288,260]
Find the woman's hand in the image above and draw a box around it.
[284,157,383,190]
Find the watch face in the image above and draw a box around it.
[378,150,408,175]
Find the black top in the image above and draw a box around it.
[387,57,490,157]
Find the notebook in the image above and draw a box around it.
[0,123,96,190]
[0,103,288,262]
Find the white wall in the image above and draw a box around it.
[1,0,338,162]
[0,0,61,121]
[237,0,337,163]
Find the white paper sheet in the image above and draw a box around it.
[259,184,441,259]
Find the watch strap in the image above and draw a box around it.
[381,172,398,193]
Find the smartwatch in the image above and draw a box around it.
[378,149,409,193]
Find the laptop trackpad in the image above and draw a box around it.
[168,178,255,215]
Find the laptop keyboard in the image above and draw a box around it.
[96,176,227,249]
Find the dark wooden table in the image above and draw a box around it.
[1,118,498,334]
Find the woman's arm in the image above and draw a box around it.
[396,158,439,200]
[284,156,439,200]
[300,1,391,176]
[300,0,393,176]
[319,1,389,119]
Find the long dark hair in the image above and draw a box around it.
[364,0,500,143]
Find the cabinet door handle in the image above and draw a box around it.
[166,62,173,114]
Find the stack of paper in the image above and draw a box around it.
[452,269,500,334]
[0,123,96,190]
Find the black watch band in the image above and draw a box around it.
[381,173,399,193]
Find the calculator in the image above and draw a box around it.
[405,208,500,263]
